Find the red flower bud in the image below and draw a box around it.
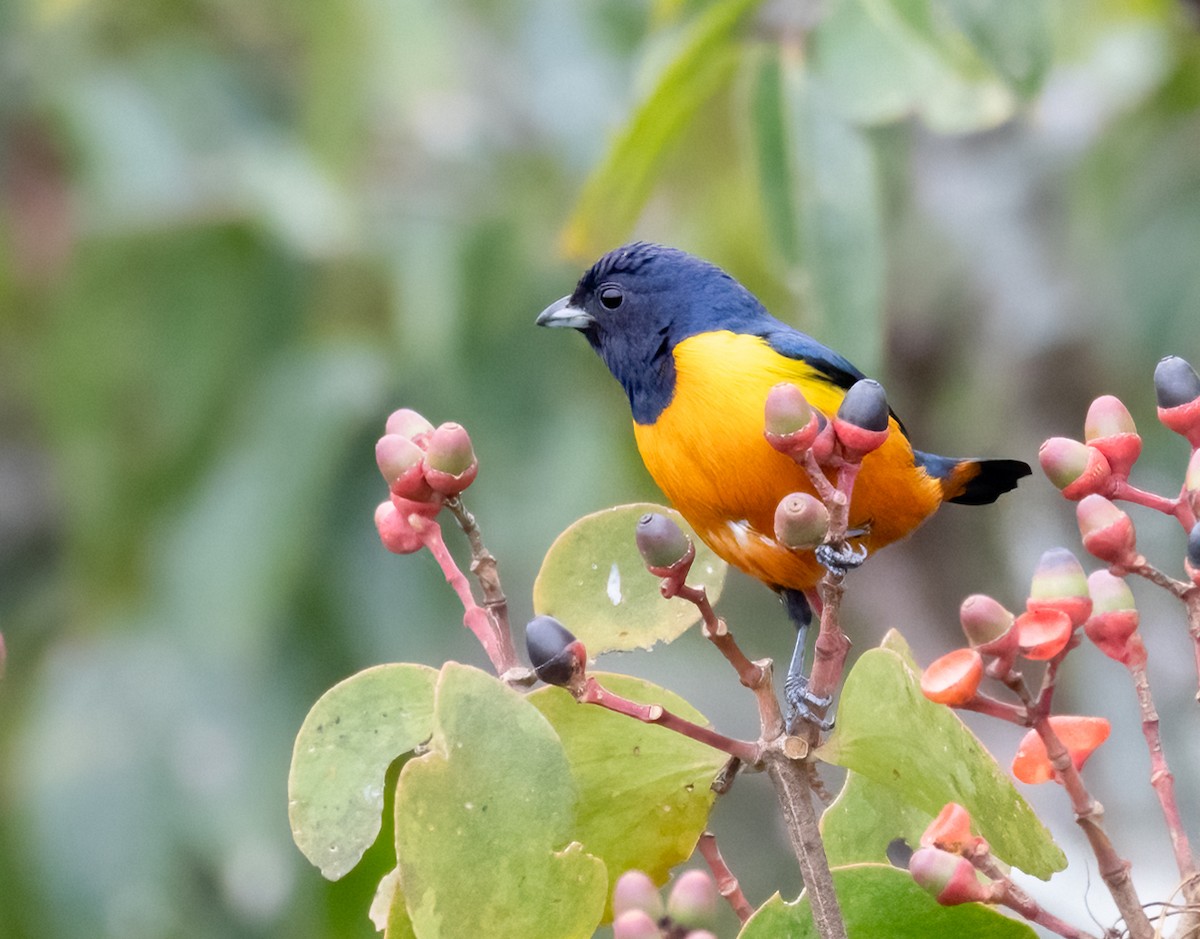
[773,492,830,551]
[1014,608,1074,661]
[666,869,718,930]
[1083,395,1141,478]
[764,383,822,457]
[832,379,890,462]
[920,803,983,855]
[1155,356,1200,447]
[376,434,434,501]
[920,648,984,706]
[385,407,434,442]
[1076,494,1138,567]
[1012,716,1110,785]
[1084,570,1141,664]
[525,615,587,689]
[423,422,478,495]
[909,847,996,905]
[1038,437,1111,500]
[1026,547,1092,627]
[612,870,663,921]
[375,501,424,554]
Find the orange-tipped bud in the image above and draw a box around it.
[375,501,424,555]
[1026,547,1093,627]
[635,513,694,576]
[764,383,823,457]
[385,407,435,442]
[1084,570,1141,664]
[774,492,830,551]
[612,870,663,922]
[1039,437,1111,500]
[909,848,996,905]
[1076,494,1138,567]
[831,379,890,462]
[920,648,984,706]
[920,803,983,855]
[1015,608,1074,661]
[1084,395,1141,478]
[423,422,478,495]
[1155,356,1200,447]
[1012,716,1110,785]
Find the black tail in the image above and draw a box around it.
[914,451,1032,506]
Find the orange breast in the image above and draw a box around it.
[632,331,944,590]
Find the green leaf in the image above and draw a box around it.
[821,771,934,868]
[738,865,1037,938]
[940,0,1051,98]
[815,632,1065,879]
[394,664,606,939]
[530,673,726,914]
[371,868,418,939]
[533,503,727,654]
[560,0,763,259]
[288,663,437,880]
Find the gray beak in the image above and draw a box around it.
[536,296,596,330]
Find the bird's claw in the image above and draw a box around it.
[816,542,868,577]
[784,674,835,733]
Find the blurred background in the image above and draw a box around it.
[2,0,1199,936]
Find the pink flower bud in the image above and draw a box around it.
[375,501,424,555]
[666,869,718,930]
[1186,451,1200,518]
[773,492,830,551]
[1076,494,1138,566]
[764,383,822,457]
[1084,570,1140,664]
[920,648,984,706]
[1038,437,1111,500]
[920,803,983,855]
[959,594,1015,647]
[1015,608,1074,661]
[376,434,433,501]
[1026,547,1092,627]
[635,513,694,575]
[612,910,660,939]
[831,379,890,462]
[1083,395,1141,478]
[613,870,663,921]
[909,847,996,905]
[385,407,434,442]
[423,422,478,495]
[1012,716,1110,785]
[1155,356,1200,446]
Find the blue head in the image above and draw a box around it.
[537,242,773,422]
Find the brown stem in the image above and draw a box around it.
[764,752,847,939]
[1032,716,1153,939]
[575,677,761,763]
[956,692,1028,724]
[696,832,755,924]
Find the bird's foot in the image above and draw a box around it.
[816,542,868,577]
[784,674,835,733]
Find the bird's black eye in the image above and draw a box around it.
[599,285,624,310]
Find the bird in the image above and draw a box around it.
[537,242,1030,714]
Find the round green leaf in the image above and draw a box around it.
[533,503,727,654]
[288,663,437,879]
[821,770,934,869]
[394,663,606,939]
[738,865,1038,938]
[530,672,726,914]
[815,631,1065,879]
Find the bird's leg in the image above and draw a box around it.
[815,542,868,577]
[781,588,835,732]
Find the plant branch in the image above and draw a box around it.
[697,832,755,924]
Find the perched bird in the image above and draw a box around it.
[537,242,1030,707]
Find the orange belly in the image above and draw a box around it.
[632,331,944,590]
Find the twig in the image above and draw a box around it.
[697,832,755,923]
[972,851,1099,939]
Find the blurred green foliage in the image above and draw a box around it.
[2,0,1199,936]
